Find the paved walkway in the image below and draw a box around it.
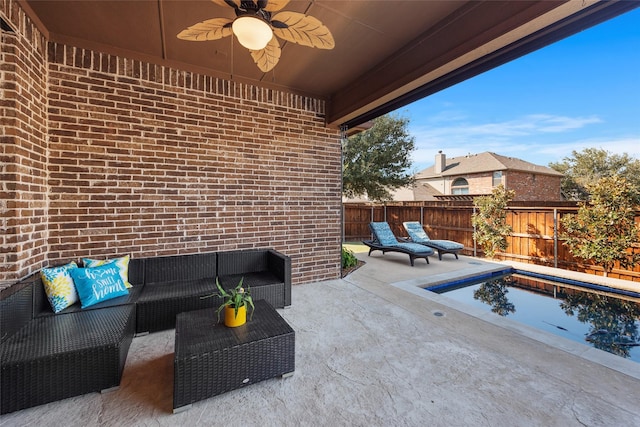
[2,249,640,426]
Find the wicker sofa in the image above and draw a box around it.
[135,249,291,334]
[0,248,291,414]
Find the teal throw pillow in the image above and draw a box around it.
[82,255,132,288]
[70,263,129,309]
[40,261,79,313]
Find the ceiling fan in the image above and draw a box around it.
[177,0,335,72]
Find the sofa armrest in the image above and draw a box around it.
[0,279,34,344]
[268,250,291,306]
[217,249,291,307]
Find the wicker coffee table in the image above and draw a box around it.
[173,300,295,413]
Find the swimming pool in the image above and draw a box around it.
[427,270,640,363]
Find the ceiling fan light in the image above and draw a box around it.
[232,16,272,50]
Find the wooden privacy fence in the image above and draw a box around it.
[343,201,640,282]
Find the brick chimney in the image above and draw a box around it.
[434,151,446,174]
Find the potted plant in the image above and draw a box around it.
[211,277,254,327]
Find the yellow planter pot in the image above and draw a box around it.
[224,304,247,327]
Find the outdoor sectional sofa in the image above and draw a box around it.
[0,248,291,414]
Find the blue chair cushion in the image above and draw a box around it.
[427,240,464,251]
[369,222,435,255]
[403,221,431,242]
[395,242,434,255]
[369,222,399,246]
[403,221,463,250]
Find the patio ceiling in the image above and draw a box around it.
[19,0,638,128]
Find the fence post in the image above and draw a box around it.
[553,208,558,268]
[340,125,347,253]
[472,205,477,257]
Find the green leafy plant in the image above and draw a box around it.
[471,184,515,259]
[204,277,255,321]
[342,246,358,269]
[561,175,640,277]
[549,148,640,201]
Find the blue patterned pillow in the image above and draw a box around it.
[70,263,129,309]
[82,255,132,288]
[40,262,79,313]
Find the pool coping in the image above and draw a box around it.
[390,260,640,381]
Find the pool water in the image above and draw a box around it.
[429,272,640,363]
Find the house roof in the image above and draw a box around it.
[16,1,638,129]
[415,152,564,179]
[413,182,443,200]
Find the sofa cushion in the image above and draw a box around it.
[71,264,129,309]
[35,285,144,318]
[40,262,79,313]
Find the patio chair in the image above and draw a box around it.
[363,222,434,266]
[402,221,464,260]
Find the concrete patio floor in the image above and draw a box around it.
[2,246,640,426]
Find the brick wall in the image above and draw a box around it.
[1,0,342,286]
[467,173,494,195]
[506,172,562,201]
[435,172,562,201]
[1,1,49,285]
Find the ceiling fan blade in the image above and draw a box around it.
[211,0,241,9]
[263,0,290,13]
[177,18,233,41]
[250,36,281,72]
[272,12,335,49]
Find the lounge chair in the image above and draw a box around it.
[402,221,464,260]
[363,222,434,266]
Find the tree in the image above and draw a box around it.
[471,185,515,259]
[342,113,415,201]
[549,148,640,201]
[473,278,516,316]
[561,175,640,277]
[561,291,640,358]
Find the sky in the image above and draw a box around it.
[400,6,640,173]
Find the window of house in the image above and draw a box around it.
[451,178,469,195]
[493,171,502,187]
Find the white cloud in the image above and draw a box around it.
[411,113,602,142]
[529,114,603,132]
[408,113,635,172]
[535,136,640,160]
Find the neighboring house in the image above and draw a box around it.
[342,151,563,202]
[341,186,416,203]
[411,151,563,201]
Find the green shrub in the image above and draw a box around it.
[561,175,640,276]
[471,184,515,259]
[342,246,358,269]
